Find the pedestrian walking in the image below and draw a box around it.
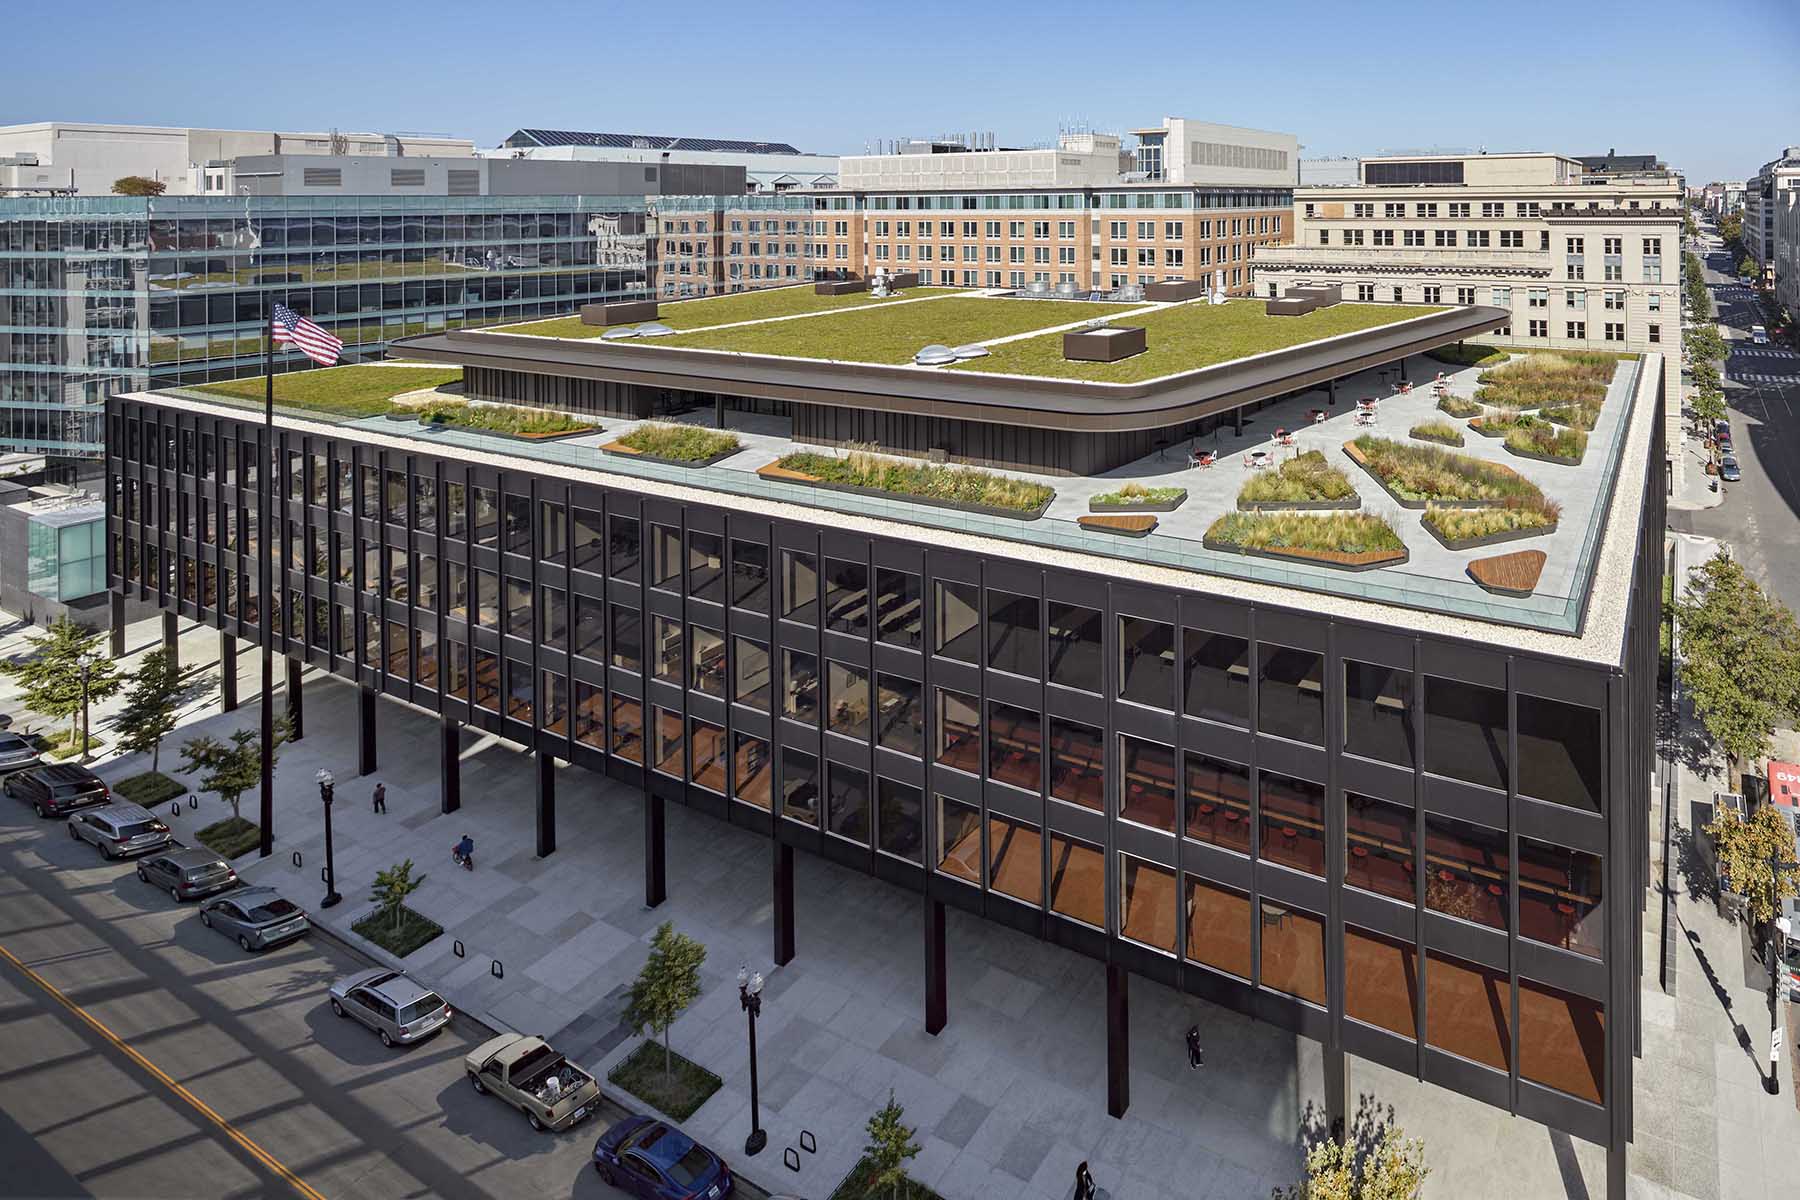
[1073,1161,1096,1200]
[1186,1024,1205,1070]
[372,782,386,814]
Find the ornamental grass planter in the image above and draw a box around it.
[1235,494,1360,514]
[1504,443,1584,467]
[1437,397,1483,418]
[1341,440,1526,511]
[602,440,740,469]
[422,415,596,442]
[1202,534,1408,572]
[1420,513,1558,552]
[1409,429,1465,449]
[755,462,1052,521]
[1090,489,1187,514]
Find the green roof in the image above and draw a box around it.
[191,365,463,418]
[648,296,1138,365]
[950,300,1450,383]
[498,284,959,339]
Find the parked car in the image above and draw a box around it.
[593,1115,734,1198]
[1720,455,1742,482]
[5,763,109,818]
[1713,418,1732,443]
[1751,324,1770,345]
[198,887,310,952]
[329,968,453,1047]
[67,802,172,858]
[137,845,238,901]
[464,1033,601,1132]
[0,731,42,775]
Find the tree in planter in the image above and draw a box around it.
[1271,1125,1429,1200]
[177,714,293,825]
[1690,359,1722,396]
[1673,551,1800,770]
[369,859,425,934]
[111,175,167,197]
[0,616,121,747]
[1684,324,1726,367]
[862,1090,922,1200]
[1690,387,1727,433]
[113,648,213,773]
[623,922,706,1080]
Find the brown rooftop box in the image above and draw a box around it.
[579,300,659,326]
[1142,279,1210,302]
[885,271,921,289]
[1265,296,1319,317]
[1291,285,1341,308]
[813,279,867,296]
[1063,325,1147,362]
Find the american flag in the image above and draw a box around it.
[271,303,343,367]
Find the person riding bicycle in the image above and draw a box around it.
[453,834,475,868]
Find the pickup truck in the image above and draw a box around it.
[465,1033,603,1132]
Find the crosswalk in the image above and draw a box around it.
[1729,373,1797,386]
[1729,347,1798,360]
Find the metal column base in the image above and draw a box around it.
[1106,963,1129,1118]
[925,897,946,1036]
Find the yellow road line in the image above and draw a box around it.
[0,942,329,1200]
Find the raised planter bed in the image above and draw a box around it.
[419,414,595,442]
[1420,512,1558,552]
[1090,488,1187,514]
[1203,534,1408,572]
[1437,396,1483,418]
[1504,443,1584,467]
[1465,417,1507,438]
[1236,495,1361,513]
[756,462,1051,521]
[1467,549,1547,596]
[602,440,739,469]
[1078,513,1157,537]
[1409,426,1465,448]
[1342,439,1531,510]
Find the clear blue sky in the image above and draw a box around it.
[6,0,1796,184]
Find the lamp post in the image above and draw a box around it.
[77,652,93,762]
[738,966,766,1155]
[318,769,342,909]
[1767,854,1798,1096]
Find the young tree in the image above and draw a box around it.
[1690,387,1727,433]
[113,648,212,773]
[178,715,292,824]
[1690,359,1722,395]
[370,859,425,932]
[1684,324,1726,366]
[862,1090,922,1200]
[1706,804,1800,924]
[1674,551,1800,768]
[623,922,706,1079]
[1720,212,1743,244]
[0,616,122,744]
[111,175,166,197]
[1271,1126,1429,1200]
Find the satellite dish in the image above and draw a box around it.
[950,344,989,360]
[634,322,675,336]
[601,327,637,340]
[913,344,957,366]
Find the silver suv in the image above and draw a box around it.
[328,968,453,1047]
[68,803,172,859]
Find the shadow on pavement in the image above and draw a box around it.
[434,1074,567,1161]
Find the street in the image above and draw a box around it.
[1674,243,1800,609]
[0,801,633,1200]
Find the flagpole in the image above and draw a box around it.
[259,294,274,858]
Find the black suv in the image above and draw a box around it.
[5,763,110,818]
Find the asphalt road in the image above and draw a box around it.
[0,801,636,1200]
[1675,243,1800,610]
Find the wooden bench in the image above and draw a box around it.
[1077,513,1157,537]
[1467,549,1546,596]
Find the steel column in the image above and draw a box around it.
[219,631,237,712]
[1106,963,1129,1118]
[774,840,795,966]
[925,897,946,1036]
[440,717,461,814]
[644,792,666,907]
[535,751,556,857]
[357,685,376,775]
[286,657,304,740]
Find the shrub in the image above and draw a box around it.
[1409,419,1463,446]
[1425,342,1509,368]
[777,448,1054,512]
[1237,450,1356,504]
[1092,482,1185,506]
[1437,395,1482,418]
[1473,351,1615,413]
[614,423,740,461]
[1207,511,1403,554]
[415,399,592,436]
[1423,498,1560,542]
[1349,436,1545,504]
[1503,421,1586,462]
[196,816,260,859]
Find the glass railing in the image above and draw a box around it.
[151,355,1648,637]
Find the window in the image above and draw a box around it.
[934,581,980,662]
[689,717,727,793]
[935,688,980,774]
[733,732,771,809]
[1648,323,1660,344]
[1345,925,1418,1039]
[1258,644,1324,744]
[1119,854,1177,953]
[472,651,499,712]
[1529,319,1548,338]
[1371,230,1393,247]
[937,795,982,884]
[539,586,567,649]
[1183,753,1251,853]
[609,515,640,581]
[876,674,922,755]
[1119,736,1176,833]
[1343,660,1413,764]
[875,568,921,649]
[1183,628,1249,726]
[782,649,819,725]
[1047,603,1102,693]
[730,637,770,711]
[877,779,923,863]
[1050,834,1105,928]
[1403,229,1425,247]
[1604,322,1624,342]
[782,747,819,826]
[690,626,725,697]
[827,661,870,739]
[1433,230,1456,248]
[987,703,1041,792]
[687,532,724,604]
[824,559,869,636]
[1118,616,1175,709]
[651,525,680,590]
[781,550,818,625]
[1426,953,1511,1072]
[649,707,683,777]
[1520,838,1603,959]
[1259,901,1326,1006]
[827,764,870,844]
[1568,289,1586,310]
[1519,981,1605,1104]
[1567,322,1586,340]
[1499,229,1523,249]
[1259,773,1325,877]
[610,608,641,671]
[1346,792,1415,902]
[987,590,1040,678]
[652,616,683,683]
[1425,814,1509,930]
[1422,286,1442,304]
[1186,875,1252,979]
[1424,676,1507,790]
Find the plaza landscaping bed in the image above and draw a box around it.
[1202,512,1408,571]
[1409,419,1465,447]
[351,905,443,958]
[1420,502,1561,551]
[112,771,187,807]
[829,1160,945,1200]
[1088,484,1187,513]
[1235,450,1359,512]
[36,729,104,761]
[600,423,741,467]
[606,1042,721,1122]
[192,365,464,419]
[1437,395,1483,418]
[760,449,1054,520]
[409,400,596,441]
[1471,414,1587,464]
[1473,350,1616,415]
[196,816,261,860]
[1425,342,1511,368]
[1343,436,1547,510]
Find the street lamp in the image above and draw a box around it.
[77,649,99,762]
[318,769,342,909]
[738,965,766,1155]
[1766,854,1798,1096]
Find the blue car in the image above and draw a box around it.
[592,1115,733,1199]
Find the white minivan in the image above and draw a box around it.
[1751,325,1769,345]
